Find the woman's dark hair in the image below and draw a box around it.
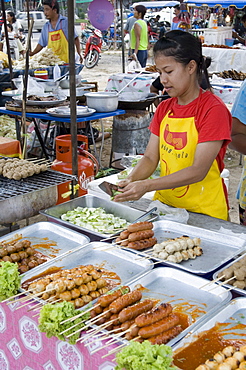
[7,23,13,31]
[42,0,60,13]
[135,5,146,19]
[153,30,211,89]
[7,12,16,23]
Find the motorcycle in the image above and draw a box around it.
[84,29,102,69]
[81,26,94,48]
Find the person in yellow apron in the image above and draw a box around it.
[30,0,83,64]
[114,30,232,221]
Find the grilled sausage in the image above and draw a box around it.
[109,290,142,314]
[128,237,157,250]
[118,299,154,323]
[97,286,130,308]
[138,313,180,338]
[125,324,140,340]
[121,319,135,332]
[128,230,154,242]
[120,230,130,239]
[127,221,153,233]
[148,325,183,345]
[135,303,173,327]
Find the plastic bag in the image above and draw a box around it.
[146,200,189,224]
[17,76,45,95]
[127,58,141,72]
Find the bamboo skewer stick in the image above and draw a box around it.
[199,275,226,289]
[101,335,141,359]
[12,288,54,308]
[76,318,118,343]
[60,303,101,324]
[32,299,62,317]
[89,327,132,354]
[84,327,122,346]
[207,276,235,291]
[2,289,32,303]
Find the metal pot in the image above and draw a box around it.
[84,92,118,112]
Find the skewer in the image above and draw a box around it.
[207,276,235,292]
[76,318,118,343]
[60,303,101,324]
[13,288,54,309]
[2,289,32,303]
[101,335,142,359]
[89,327,132,354]
[32,299,62,317]
[84,327,122,346]
[30,295,57,312]
[199,274,226,289]
[218,286,235,296]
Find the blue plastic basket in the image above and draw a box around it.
[225,38,234,47]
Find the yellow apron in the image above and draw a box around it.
[48,24,68,63]
[153,97,228,220]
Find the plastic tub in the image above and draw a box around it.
[225,38,234,46]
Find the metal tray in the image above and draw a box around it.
[0,221,90,259]
[40,194,158,240]
[213,253,246,296]
[90,267,231,348]
[132,220,246,275]
[20,241,153,296]
[173,297,246,359]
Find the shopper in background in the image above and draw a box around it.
[228,80,246,224]
[232,14,246,45]
[29,0,83,63]
[1,12,24,57]
[124,7,137,55]
[4,23,18,59]
[130,5,149,68]
[171,5,181,30]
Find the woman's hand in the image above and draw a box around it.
[114,180,149,202]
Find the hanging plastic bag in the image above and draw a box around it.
[127,55,141,72]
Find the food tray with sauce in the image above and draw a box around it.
[132,220,246,275]
[0,221,90,259]
[90,267,231,348]
[172,297,246,370]
[20,241,153,298]
[40,194,158,240]
[212,253,246,297]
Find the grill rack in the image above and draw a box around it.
[0,170,74,200]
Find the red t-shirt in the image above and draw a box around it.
[149,90,232,172]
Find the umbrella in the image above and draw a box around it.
[184,0,246,8]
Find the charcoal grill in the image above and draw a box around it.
[0,170,74,223]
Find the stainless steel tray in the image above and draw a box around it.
[213,253,246,296]
[20,241,153,296]
[90,267,231,347]
[40,194,158,240]
[0,221,90,259]
[173,297,246,362]
[134,220,246,275]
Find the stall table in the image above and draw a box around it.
[202,46,246,73]
[0,136,21,158]
[0,108,126,166]
[0,200,246,369]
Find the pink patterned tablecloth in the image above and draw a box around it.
[0,298,119,370]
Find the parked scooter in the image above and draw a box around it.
[81,26,94,48]
[84,29,102,69]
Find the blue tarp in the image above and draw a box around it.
[130,1,180,9]
[184,0,246,8]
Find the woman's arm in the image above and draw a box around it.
[229,117,246,155]
[133,22,141,56]
[114,140,223,202]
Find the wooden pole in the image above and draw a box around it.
[0,0,14,90]
[119,0,125,73]
[67,0,78,198]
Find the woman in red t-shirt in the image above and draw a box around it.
[114,30,232,220]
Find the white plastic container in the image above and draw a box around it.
[204,27,233,45]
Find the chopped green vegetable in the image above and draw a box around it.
[38,301,91,345]
[60,206,129,234]
[115,340,177,370]
[0,261,21,301]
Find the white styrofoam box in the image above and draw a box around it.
[204,27,232,45]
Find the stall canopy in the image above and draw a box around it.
[130,1,180,9]
[184,0,246,8]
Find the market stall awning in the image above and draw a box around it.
[184,0,246,8]
[130,1,180,9]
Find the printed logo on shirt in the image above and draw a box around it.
[51,33,61,41]
[164,124,187,150]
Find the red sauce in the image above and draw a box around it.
[173,322,246,370]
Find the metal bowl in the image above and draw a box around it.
[84,92,118,112]
[59,75,82,89]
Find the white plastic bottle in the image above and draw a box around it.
[53,64,61,80]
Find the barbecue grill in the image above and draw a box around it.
[0,170,74,223]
